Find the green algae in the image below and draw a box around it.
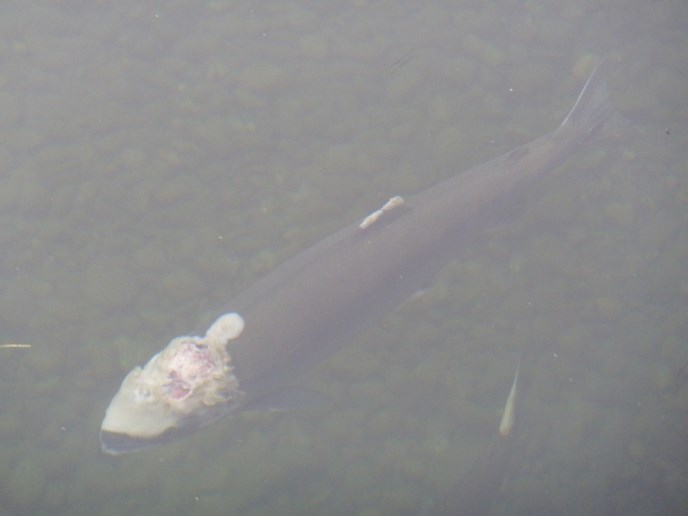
[5,457,47,509]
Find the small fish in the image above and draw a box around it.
[444,354,525,515]
[499,356,521,437]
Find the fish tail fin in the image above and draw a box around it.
[558,57,619,145]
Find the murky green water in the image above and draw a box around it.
[0,1,686,515]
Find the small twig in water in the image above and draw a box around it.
[389,47,416,75]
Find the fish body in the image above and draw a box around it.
[100,60,615,454]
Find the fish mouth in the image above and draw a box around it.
[100,313,248,455]
[99,397,241,455]
[99,427,184,455]
[100,429,159,455]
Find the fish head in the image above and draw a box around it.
[100,313,246,455]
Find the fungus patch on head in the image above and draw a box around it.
[206,312,245,345]
[359,195,405,230]
[100,313,248,440]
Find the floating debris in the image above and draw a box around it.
[389,47,415,75]
[0,343,32,349]
[672,360,688,393]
